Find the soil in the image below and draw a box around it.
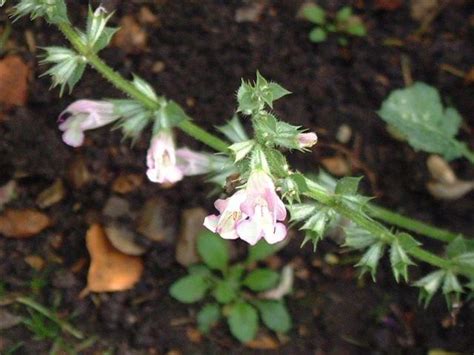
[1,0,474,354]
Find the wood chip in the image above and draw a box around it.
[0,209,51,238]
[0,55,29,110]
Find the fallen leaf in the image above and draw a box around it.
[0,209,51,238]
[36,179,66,208]
[112,173,143,194]
[112,15,148,54]
[175,208,207,267]
[246,334,279,350]
[0,55,29,110]
[83,224,143,295]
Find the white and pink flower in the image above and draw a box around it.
[146,130,184,184]
[297,132,318,149]
[204,170,287,245]
[58,100,119,147]
[176,148,212,176]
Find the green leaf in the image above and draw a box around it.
[336,6,353,22]
[344,226,378,250]
[243,269,279,292]
[217,115,249,143]
[356,242,385,280]
[446,236,474,258]
[453,252,474,268]
[170,274,209,303]
[335,177,362,195]
[255,300,291,333]
[268,82,291,102]
[302,4,326,24]
[213,279,238,304]
[413,270,446,307]
[227,302,258,342]
[390,241,414,283]
[378,82,465,160]
[247,240,282,263]
[197,230,229,272]
[309,27,327,43]
[346,22,366,37]
[228,264,245,282]
[197,303,220,334]
[188,264,212,277]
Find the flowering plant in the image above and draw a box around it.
[3,0,474,339]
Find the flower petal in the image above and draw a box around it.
[203,215,219,232]
[236,219,262,245]
[264,222,287,244]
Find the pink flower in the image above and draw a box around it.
[297,132,318,149]
[204,170,287,245]
[176,148,212,176]
[58,100,119,147]
[146,131,183,184]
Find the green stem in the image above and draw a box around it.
[303,178,474,277]
[57,22,229,153]
[367,204,460,243]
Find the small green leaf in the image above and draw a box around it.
[227,302,258,343]
[247,240,282,263]
[188,264,212,277]
[170,274,209,304]
[390,241,414,283]
[378,82,465,160]
[356,242,385,280]
[336,6,353,22]
[346,22,366,37]
[228,264,245,282]
[255,300,291,333]
[197,303,220,334]
[335,177,362,195]
[453,252,474,268]
[268,82,291,102]
[197,230,229,272]
[217,115,249,143]
[344,226,378,250]
[413,270,446,307]
[213,279,238,304]
[243,269,279,292]
[309,27,327,43]
[302,4,326,25]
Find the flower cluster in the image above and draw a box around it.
[204,170,287,245]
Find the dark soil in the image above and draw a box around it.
[1,0,474,354]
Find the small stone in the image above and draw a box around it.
[0,180,17,209]
[152,61,166,73]
[24,255,45,271]
[336,124,352,144]
[68,156,92,189]
[137,197,174,242]
[0,309,22,330]
[0,208,51,238]
[102,196,131,219]
[112,173,143,194]
[36,179,66,208]
[105,222,147,256]
[427,155,457,185]
[321,156,351,176]
[175,208,207,267]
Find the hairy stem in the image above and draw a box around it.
[54,21,473,277]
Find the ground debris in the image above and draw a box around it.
[36,179,66,208]
[0,208,51,238]
[0,55,29,111]
[175,208,207,266]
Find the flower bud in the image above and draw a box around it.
[297,132,318,149]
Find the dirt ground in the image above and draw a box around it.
[1,0,474,354]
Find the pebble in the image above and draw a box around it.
[175,208,207,266]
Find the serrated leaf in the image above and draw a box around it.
[356,242,385,280]
[390,241,414,283]
[287,203,318,221]
[170,274,209,303]
[255,300,291,333]
[413,270,445,307]
[344,226,378,249]
[309,27,327,43]
[197,231,229,272]
[268,82,291,102]
[243,269,280,292]
[453,252,474,268]
[247,240,282,263]
[335,176,362,195]
[229,140,255,162]
[227,302,258,342]
[197,303,220,334]
[302,4,326,24]
[446,236,474,258]
[378,82,465,160]
[217,115,249,143]
[213,279,238,303]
